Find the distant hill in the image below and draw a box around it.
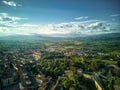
[0,33,119,41]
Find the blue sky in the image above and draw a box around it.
[0,0,120,36]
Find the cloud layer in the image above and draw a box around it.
[36,21,112,36]
[0,13,119,37]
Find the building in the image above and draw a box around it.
[0,63,20,90]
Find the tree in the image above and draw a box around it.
[117,60,120,67]
[63,78,72,89]
[108,78,114,90]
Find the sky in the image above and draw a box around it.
[0,0,120,36]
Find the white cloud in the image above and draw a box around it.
[0,20,115,36]
[15,32,32,36]
[2,0,17,7]
[0,13,118,37]
[20,24,38,27]
[0,13,28,35]
[0,13,27,22]
[110,14,120,17]
[0,29,5,32]
[0,13,28,33]
[28,20,112,36]
[36,25,70,35]
[75,16,88,20]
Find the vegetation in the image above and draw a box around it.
[0,34,120,90]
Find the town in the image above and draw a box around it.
[0,34,120,90]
